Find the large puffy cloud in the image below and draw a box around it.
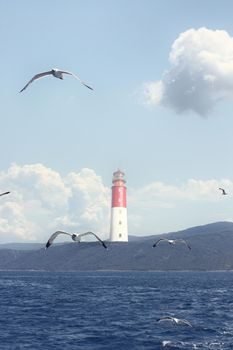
[63,169,110,232]
[143,27,233,116]
[0,164,110,242]
[0,163,232,242]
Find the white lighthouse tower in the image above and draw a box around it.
[110,169,128,242]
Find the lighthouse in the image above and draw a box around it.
[110,169,128,242]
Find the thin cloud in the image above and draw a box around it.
[143,27,233,116]
[0,164,110,242]
[128,178,233,204]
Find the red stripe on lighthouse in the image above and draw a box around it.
[111,186,127,207]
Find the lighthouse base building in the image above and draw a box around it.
[110,169,128,242]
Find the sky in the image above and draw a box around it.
[1,0,233,242]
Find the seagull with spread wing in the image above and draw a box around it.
[45,230,107,249]
[157,316,192,327]
[219,188,227,195]
[153,238,191,250]
[20,68,93,92]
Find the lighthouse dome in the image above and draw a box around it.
[112,169,126,183]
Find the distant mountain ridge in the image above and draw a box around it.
[0,221,233,271]
[0,243,44,250]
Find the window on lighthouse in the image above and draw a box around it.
[119,221,122,225]
[119,233,122,238]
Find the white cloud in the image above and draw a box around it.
[128,178,233,234]
[0,164,110,243]
[143,27,233,116]
[64,168,110,231]
[129,178,232,205]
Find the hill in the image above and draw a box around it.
[0,221,233,271]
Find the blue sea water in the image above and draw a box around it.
[0,271,232,349]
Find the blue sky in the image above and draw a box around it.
[1,0,233,242]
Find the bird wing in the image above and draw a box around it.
[59,70,94,90]
[219,188,226,194]
[175,239,191,250]
[20,70,53,92]
[77,231,107,249]
[45,231,72,249]
[157,316,174,322]
[178,318,192,327]
[0,191,10,196]
[153,238,168,248]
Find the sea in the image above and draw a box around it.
[0,271,232,350]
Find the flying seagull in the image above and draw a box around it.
[219,188,227,195]
[157,316,192,327]
[45,230,107,249]
[0,191,10,197]
[153,238,191,250]
[20,68,93,92]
